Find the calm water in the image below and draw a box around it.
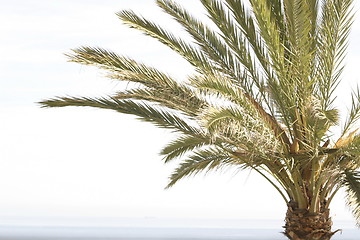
[0,218,358,240]
[0,226,358,240]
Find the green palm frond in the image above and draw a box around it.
[266,0,286,35]
[316,0,354,111]
[158,0,286,130]
[114,86,206,117]
[166,147,237,188]
[160,134,211,163]
[40,97,201,135]
[117,10,213,73]
[342,87,360,136]
[224,0,271,76]
[248,0,284,73]
[301,96,339,146]
[203,106,254,135]
[284,0,318,51]
[67,47,178,89]
[190,73,246,105]
[199,0,267,96]
[283,0,317,95]
[157,0,244,82]
[201,105,281,155]
[67,47,208,116]
[336,134,360,169]
[192,73,290,150]
[343,170,360,226]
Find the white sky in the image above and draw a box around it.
[1,0,360,227]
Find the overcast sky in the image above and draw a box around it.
[1,0,360,227]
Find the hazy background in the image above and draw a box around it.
[1,0,360,227]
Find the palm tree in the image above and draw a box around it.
[40,0,359,239]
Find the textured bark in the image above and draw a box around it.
[283,203,339,240]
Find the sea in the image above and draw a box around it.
[0,217,358,240]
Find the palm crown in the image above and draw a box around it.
[40,0,359,239]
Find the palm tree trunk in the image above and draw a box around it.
[283,202,338,240]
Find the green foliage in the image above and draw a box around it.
[343,170,360,226]
[40,97,201,135]
[40,0,360,224]
[343,87,360,135]
[117,10,213,73]
[166,147,235,188]
[316,0,354,112]
[160,134,211,163]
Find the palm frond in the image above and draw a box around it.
[333,133,360,170]
[117,10,213,73]
[157,0,244,84]
[199,0,266,97]
[196,0,291,149]
[283,0,318,87]
[67,46,209,117]
[248,0,284,73]
[224,0,271,77]
[67,47,177,89]
[301,95,339,147]
[190,73,247,106]
[166,147,236,188]
[39,97,201,135]
[342,170,360,226]
[266,0,286,36]
[316,0,354,111]
[237,0,297,139]
[342,87,360,136]
[114,87,206,117]
[201,105,281,155]
[160,134,211,163]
